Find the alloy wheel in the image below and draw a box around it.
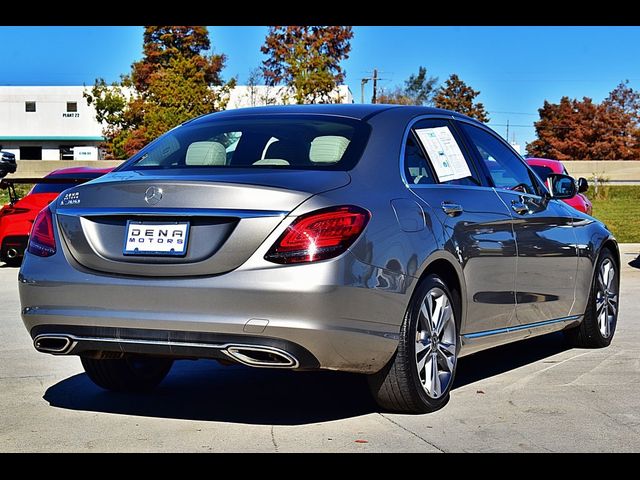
[415,287,457,399]
[596,258,618,338]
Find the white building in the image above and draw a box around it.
[0,86,104,160]
[0,85,354,161]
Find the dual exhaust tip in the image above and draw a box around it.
[33,335,299,368]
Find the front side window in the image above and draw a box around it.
[121,115,370,172]
[460,123,541,196]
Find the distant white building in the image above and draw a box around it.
[0,85,354,161]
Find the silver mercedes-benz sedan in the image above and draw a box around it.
[19,105,620,413]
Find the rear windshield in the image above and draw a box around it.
[119,115,370,172]
[31,173,104,194]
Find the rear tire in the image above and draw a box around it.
[368,274,460,413]
[81,355,173,392]
[565,249,619,348]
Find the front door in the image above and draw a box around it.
[402,118,517,335]
[457,121,578,326]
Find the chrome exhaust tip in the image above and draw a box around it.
[6,248,19,259]
[224,345,299,368]
[33,335,75,354]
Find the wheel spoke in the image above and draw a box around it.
[415,341,429,355]
[435,299,452,336]
[431,295,443,333]
[429,351,441,398]
[608,294,618,315]
[437,343,456,373]
[419,301,432,335]
[599,306,609,337]
[604,261,614,290]
[416,346,430,377]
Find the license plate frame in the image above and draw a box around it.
[123,221,190,257]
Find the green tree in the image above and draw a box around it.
[85,26,234,159]
[261,26,353,104]
[433,74,489,122]
[377,66,438,105]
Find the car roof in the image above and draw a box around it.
[186,104,476,124]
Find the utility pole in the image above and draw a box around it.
[372,68,378,104]
[506,119,509,142]
[361,78,370,104]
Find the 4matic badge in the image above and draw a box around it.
[60,191,80,206]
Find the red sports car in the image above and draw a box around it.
[0,166,112,266]
[526,158,592,215]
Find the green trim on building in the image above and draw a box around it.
[0,136,104,141]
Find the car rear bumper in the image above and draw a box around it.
[19,249,409,373]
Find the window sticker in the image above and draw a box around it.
[415,126,472,182]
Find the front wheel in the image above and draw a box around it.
[565,249,619,348]
[368,274,460,413]
[81,355,173,392]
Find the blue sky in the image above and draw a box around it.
[2,26,639,147]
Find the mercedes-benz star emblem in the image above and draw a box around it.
[144,186,163,205]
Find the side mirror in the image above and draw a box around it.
[547,173,577,199]
[577,177,589,193]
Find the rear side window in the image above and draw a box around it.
[121,115,370,172]
[403,135,436,185]
[405,118,481,186]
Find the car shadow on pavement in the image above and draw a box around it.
[453,331,570,389]
[44,332,571,425]
[44,360,378,425]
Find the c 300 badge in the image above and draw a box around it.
[60,191,80,206]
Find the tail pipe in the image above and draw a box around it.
[6,248,19,259]
[33,335,75,354]
[224,345,299,368]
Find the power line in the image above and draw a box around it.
[489,110,538,116]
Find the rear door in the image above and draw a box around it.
[456,120,578,326]
[403,117,517,335]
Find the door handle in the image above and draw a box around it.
[441,201,463,216]
[511,200,529,215]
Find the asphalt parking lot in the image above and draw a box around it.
[1,246,639,452]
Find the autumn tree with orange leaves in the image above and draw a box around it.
[261,26,353,104]
[526,81,640,160]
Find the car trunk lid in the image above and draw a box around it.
[55,169,350,276]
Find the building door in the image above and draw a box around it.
[19,146,42,160]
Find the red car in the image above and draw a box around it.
[526,158,592,215]
[0,166,112,266]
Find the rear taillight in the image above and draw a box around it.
[0,206,29,217]
[27,207,56,257]
[265,205,370,264]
